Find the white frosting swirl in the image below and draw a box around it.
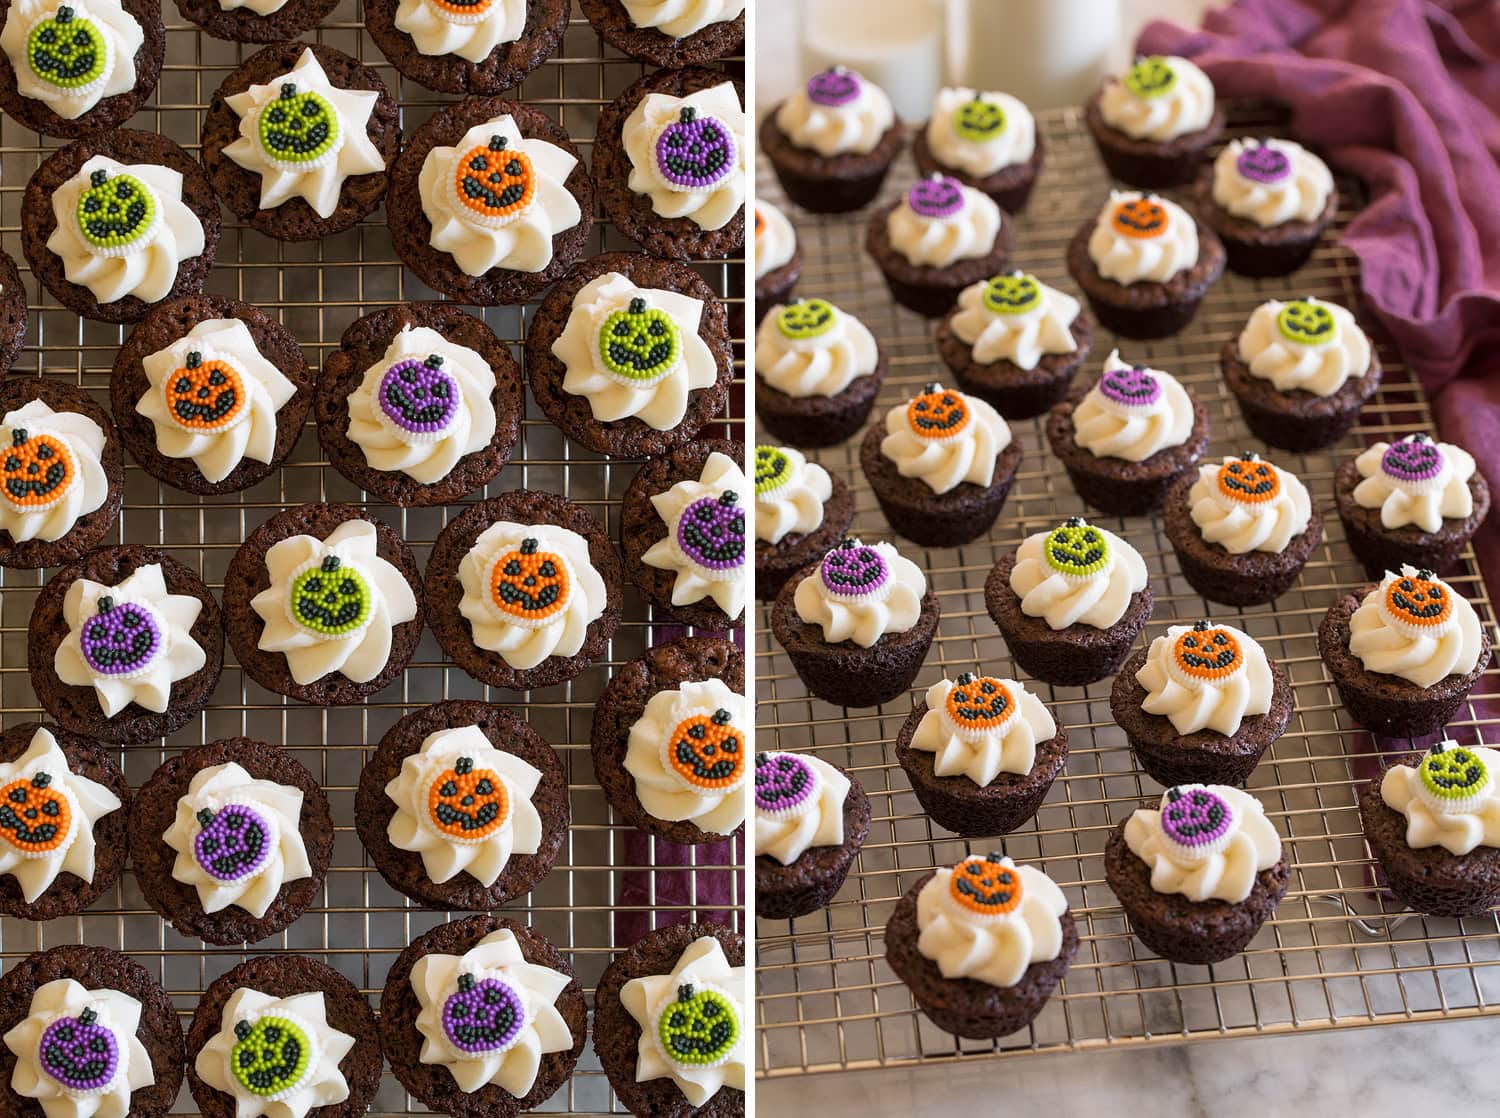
[754,751,847,865]
[1136,622,1274,736]
[887,180,1001,268]
[223,48,385,221]
[620,0,741,37]
[622,82,745,232]
[910,676,1056,787]
[553,272,717,429]
[754,300,876,399]
[1009,523,1147,630]
[794,540,925,648]
[419,114,580,276]
[0,728,120,903]
[1098,55,1215,141]
[640,450,746,621]
[1382,742,1500,856]
[1188,456,1312,554]
[753,201,794,279]
[754,447,830,545]
[46,156,205,305]
[250,518,419,686]
[384,725,543,887]
[774,69,894,157]
[1353,437,1475,533]
[1071,351,1194,461]
[411,928,574,1094]
[137,319,296,484]
[623,677,747,836]
[1348,565,1483,688]
[879,387,1011,495]
[1124,784,1281,903]
[619,936,746,1107]
[394,0,525,63]
[0,0,141,119]
[162,761,311,918]
[194,987,352,1118]
[925,87,1035,176]
[1212,138,1333,227]
[1086,191,1199,284]
[0,399,108,544]
[915,857,1067,988]
[950,275,1078,369]
[457,520,606,670]
[3,978,153,1118]
[1236,298,1372,397]
[345,325,496,485]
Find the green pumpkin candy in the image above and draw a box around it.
[1124,55,1177,99]
[1043,517,1110,579]
[1275,299,1337,346]
[288,554,373,638]
[1418,742,1490,811]
[75,168,158,254]
[231,1015,311,1097]
[775,298,835,342]
[656,983,739,1068]
[598,296,681,385]
[981,272,1041,315]
[953,95,1006,142]
[257,83,340,167]
[26,6,107,91]
[754,445,792,495]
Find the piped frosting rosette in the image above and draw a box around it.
[910,674,1056,787]
[250,518,419,686]
[1136,620,1274,736]
[623,677,747,837]
[53,562,206,716]
[641,450,746,621]
[1087,191,1198,285]
[1009,518,1147,630]
[394,0,526,63]
[385,726,543,887]
[753,201,794,279]
[926,87,1035,177]
[754,445,830,546]
[774,66,893,157]
[0,399,108,544]
[163,761,310,918]
[1236,297,1371,397]
[1188,453,1312,554]
[1212,138,1333,228]
[553,272,717,429]
[915,854,1067,988]
[754,298,876,399]
[457,520,605,671]
[1348,565,1482,688]
[0,728,120,904]
[411,927,575,1095]
[345,325,497,484]
[0,0,142,120]
[621,0,742,38]
[619,935,746,1106]
[950,271,1079,369]
[887,175,1001,268]
[1098,54,1215,142]
[879,383,1011,495]
[754,751,847,865]
[623,82,745,231]
[1124,784,1281,903]
[137,318,298,484]
[1382,740,1500,856]
[1353,434,1476,533]
[793,538,925,648]
[46,156,206,305]
[1071,350,1193,462]
[2,977,154,1118]
[194,987,352,1118]
[419,113,580,276]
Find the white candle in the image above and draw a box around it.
[800,0,947,122]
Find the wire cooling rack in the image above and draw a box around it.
[754,104,1500,1077]
[0,8,744,1116]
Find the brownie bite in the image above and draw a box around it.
[1195,137,1337,276]
[1084,55,1224,189]
[577,0,743,67]
[913,86,1043,212]
[174,0,336,42]
[0,249,28,375]
[755,297,886,448]
[755,751,870,919]
[366,0,567,95]
[753,444,852,601]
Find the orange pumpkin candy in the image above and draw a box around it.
[167,350,247,433]
[1215,455,1281,505]
[426,755,509,843]
[948,853,1024,917]
[1,428,75,511]
[0,772,72,854]
[1110,195,1169,239]
[452,134,536,226]
[488,538,571,627]
[1383,570,1453,631]
[1170,621,1244,683]
[666,707,744,791]
[905,384,971,442]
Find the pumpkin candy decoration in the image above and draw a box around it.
[907,175,965,220]
[753,751,818,818]
[1215,453,1282,505]
[1169,620,1245,686]
[1043,517,1111,579]
[1158,785,1235,857]
[805,66,860,107]
[1416,741,1492,813]
[1235,141,1291,185]
[426,755,510,843]
[944,673,1015,735]
[947,852,1023,919]
[38,1007,119,1094]
[287,554,373,639]
[675,491,744,575]
[753,208,765,241]
[167,350,247,433]
[753,445,792,496]
[598,296,682,386]
[1096,364,1162,412]
[818,538,888,600]
[1379,434,1446,488]
[193,803,275,883]
[774,298,835,343]
[664,706,744,792]
[653,106,737,193]
[75,168,158,255]
[257,83,341,170]
[441,973,525,1054]
[656,983,740,1068]
[981,271,1042,316]
[1275,299,1337,345]
[487,537,571,627]
[1123,55,1177,99]
[427,0,494,24]
[1381,569,1453,634]
[377,353,458,440]
[905,384,971,442]
[230,1015,312,1098]
[79,595,164,677]
[1109,194,1168,239]
[25,6,107,94]
[451,134,536,227]
[1,428,76,511]
[953,94,1006,142]
[0,771,73,855]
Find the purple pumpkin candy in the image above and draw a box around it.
[754,752,818,817]
[1160,786,1234,851]
[805,67,860,107]
[1380,434,1445,486]
[80,596,163,677]
[1235,141,1292,185]
[907,176,965,220]
[39,1008,119,1093]
[654,108,736,191]
[676,491,744,573]
[193,803,274,883]
[1098,365,1161,410]
[441,973,525,1054]
[819,539,887,599]
[378,354,458,438]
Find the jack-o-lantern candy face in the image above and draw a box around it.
[657,983,740,1068]
[427,0,494,24]
[905,384,971,442]
[1110,195,1169,239]
[80,595,164,677]
[442,973,525,1055]
[806,67,860,108]
[676,491,744,575]
[754,752,819,818]
[1124,55,1177,99]
[665,707,744,792]
[775,298,835,343]
[1159,785,1235,855]
[193,803,275,883]
[947,853,1023,919]
[598,297,682,386]
[1215,454,1281,505]
[377,354,458,440]
[1170,621,1245,685]
[257,83,341,170]
[75,169,158,256]
[753,445,793,497]
[653,107,737,193]
[954,95,1006,142]
[452,135,536,227]
[488,537,571,628]
[0,772,72,856]
[167,350,247,434]
[26,6,107,93]
[907,175,965,220]
[38,1008,119,1095]
[1380,434,1445,487]
[1381,570,1453,633]
[288,554,373,639]
[819,539,888,600]
[1097,364,1162,411]
[230,1015,311,1098]
[1275,299,1337,346]
[1417,743,1491,811]
[1235,141,1292,185]
[1,428,75,512]
[1044,517,1111,579]
[944,673,1015,734]
[426,755,510,843]
[753,208,765,241]
[981,272,1041,316]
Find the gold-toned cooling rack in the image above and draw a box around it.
[754,104,1500,1076]
[0,9,744,1116]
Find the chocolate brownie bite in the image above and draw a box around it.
[753,201,799,322]
[1085,55,1224,189]
[316,302,522,508]
[379,915,587,1118]
[367,0,566,96]
[22,129,219,324]
[985,519,1153,687]
[861,383,1020,547]
[424,490,623,691]
[0,0,163,138]
[594,922,745,1118]
[753,444,851,601]
[590,636,746,845]
[390,96,593,305]
[0,378,122,570]
[186,955,380,1118]
[129,738,334,946]
[29,544,224,745]
[0,944,183,1118]
[200,43,398,242]
[1319,569,1491,738]
[578,0,742,67]
[355,701,569,911]
[525,252,733,458]
[0,249,27,375]
[1045,354,1209,516]
[913,87,1043,212]
[222,503,424,706]
[621,440,746,631]
[0,722,128,921]
[1196,138,1337,276]
[173,0,334,42]
[771,541,939,709]
[755,751,869,920]
[885,855,1076,1039]
[110,294,312,496]
[755,297,886,448]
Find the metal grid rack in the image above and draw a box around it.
[754,104,1500,1077]
[0,8,744,1116]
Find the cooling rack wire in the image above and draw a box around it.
[0,8,745,1116]
[754,103,1500,1077]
